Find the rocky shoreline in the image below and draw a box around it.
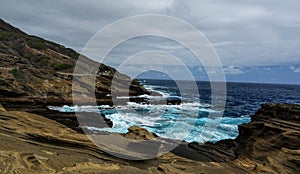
[1,18,300,173]
[0,103,299,173]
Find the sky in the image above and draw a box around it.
[0,0,300,84]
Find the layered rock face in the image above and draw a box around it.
[1,103,299,174]
[234,103,300,173]
[0,18,149,109]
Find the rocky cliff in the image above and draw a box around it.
[0,103,299,173]
[0,18,151,130]
[0,18,149,109]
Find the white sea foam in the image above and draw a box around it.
[85,114,250,143]
[49,103,250,142]
[47,105,112,112]
[116,96,130,99]
[143,85,170,97]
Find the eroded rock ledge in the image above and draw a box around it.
[0,103,299,174]
[234,103,300,173]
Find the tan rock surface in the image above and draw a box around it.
[1,103,299,173]
[124,126,156,140]
[0,104,243,174]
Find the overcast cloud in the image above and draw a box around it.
[1,0,300,68]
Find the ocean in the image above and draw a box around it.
[49,79,300,143]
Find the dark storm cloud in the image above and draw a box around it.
[0,0,299,66]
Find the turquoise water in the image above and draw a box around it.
[49,80,300,143]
